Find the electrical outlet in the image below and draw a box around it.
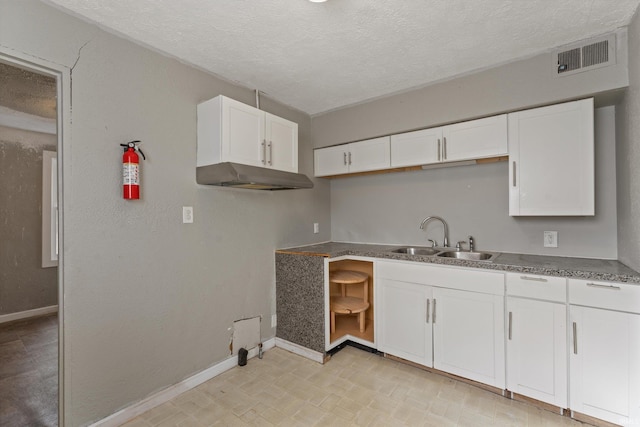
[271,314,277,328]
[182,206,193,224]
[544,231,558,248]
[313,223,320,234]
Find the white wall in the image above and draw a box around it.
[1,1,330,425]
[330,107,618,259]
[616,8,640,271]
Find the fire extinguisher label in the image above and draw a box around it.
[123,163,139,185]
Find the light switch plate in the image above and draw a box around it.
[544,231,558,248]
[313,223,319,234]
[271,314,277,328]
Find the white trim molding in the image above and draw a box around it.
[275,338,325,363]
[90,338,276,427]
[0,305,58,324]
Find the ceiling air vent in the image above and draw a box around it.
[555,34,615,77]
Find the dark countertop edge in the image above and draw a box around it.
[276,243,640,285]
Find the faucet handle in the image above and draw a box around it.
[456,241,467,251]
[427,239,438,248]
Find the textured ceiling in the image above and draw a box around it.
[44,0,640,115]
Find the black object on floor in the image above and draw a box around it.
[238,347,248,366]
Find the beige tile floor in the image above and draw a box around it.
[123,346,590,427]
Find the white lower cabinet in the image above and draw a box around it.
[569,278,640,426]
[506,297,567,407]
[506,273,568,408]
[433,287,505,389]
[377,261,505,389]
[378,278,432,366]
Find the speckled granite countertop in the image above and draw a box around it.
[276,242,640,284]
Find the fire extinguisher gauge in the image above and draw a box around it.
[120,140,146,160]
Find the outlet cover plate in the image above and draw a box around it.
[544,231,558,248]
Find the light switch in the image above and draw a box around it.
[313,223,320,234]
[183,206,193,224]
[544,231,558,248]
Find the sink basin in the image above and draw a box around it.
[437,251,497,261]
[392,247,440,256]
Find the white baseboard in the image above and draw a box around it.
[90,338,276,427]
[275,338,325,363]
[0,305,58,324]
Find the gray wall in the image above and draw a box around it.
[1,1,330,425]
[0,127,58,315]
[312,29,628,148]
[616,8,640,271]
[330,107,618,259]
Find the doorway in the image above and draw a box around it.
[0,58,62,426]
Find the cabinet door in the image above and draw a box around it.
[221,96,265,167]
[506,297,567,408]
[314,145,349,177]
[442,114,507,162]
[378,278,432,366]
[265,113,298,173]
[348,136,391,173]
[570,306,640,426]
[390,128,442,167]
[509,98,594,216]
[433,287,505,388]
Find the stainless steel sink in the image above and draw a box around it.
[391,247,440,256]
[437,251,497,261]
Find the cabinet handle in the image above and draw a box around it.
[261,140,267,165]
[437,139,441,161]
[432,299,436,324]
[426,299,430,323]
[508,311,513,340]
[268,141,273,166]
[573,322,578,354]
[343,152,347,165]
[520,275,548,282]
[348,152,352,165]
[586,282,621,290]
[443,137,447,160]
[512,162,516,187]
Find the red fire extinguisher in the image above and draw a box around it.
[120,140,145,200]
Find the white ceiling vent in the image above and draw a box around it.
[555,33,616,76]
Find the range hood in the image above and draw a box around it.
[196,162,314,190]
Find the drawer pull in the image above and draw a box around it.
[573,322,578,355]
[586,283,621,290]
[508,311,513,340]
[520,275,548,283]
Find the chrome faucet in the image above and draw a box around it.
[419,216,449,248]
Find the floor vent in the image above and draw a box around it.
[555,34,615,76]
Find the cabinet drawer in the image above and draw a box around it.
[569,279,640,314]
[506,273,566,302]
[376,260,504,295]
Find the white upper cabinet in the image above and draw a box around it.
[265,112,298,173]
[314,136,390,177]
[442,114,508,162]
[390,128,442,167]
[197,95,298,173]
[508,98,594,216]
[389,115,507,169]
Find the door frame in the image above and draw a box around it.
[0,49,70,426]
